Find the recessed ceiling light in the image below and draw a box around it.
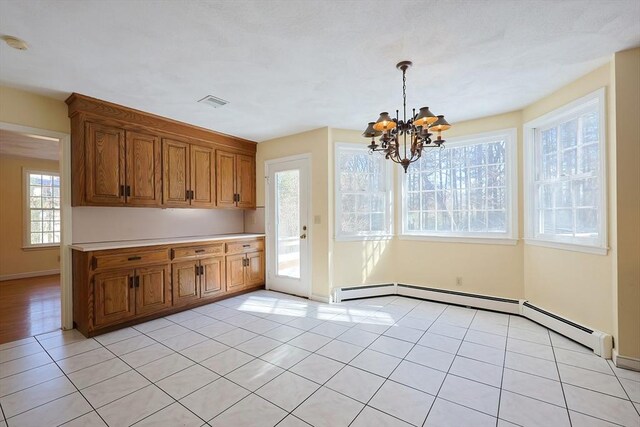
[198,95,229,108]
[1,35,28,50]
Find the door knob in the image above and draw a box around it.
[300,233,307,239]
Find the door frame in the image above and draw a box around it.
[265,153,312,299]
[0,121,73,331]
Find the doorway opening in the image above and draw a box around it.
[0,123,72,344]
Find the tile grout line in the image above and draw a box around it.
[494,312,511,427]
[548,327,573,427]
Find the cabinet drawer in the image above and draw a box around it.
[172,244,224,261]
[92,250,169,271]
[226,240,264,254]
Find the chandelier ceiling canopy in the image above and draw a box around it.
[363,60,451,172]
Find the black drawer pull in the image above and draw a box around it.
[242,244,251,248]
[128,256,142,261]
[195,249,205,253]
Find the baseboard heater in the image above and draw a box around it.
[334,283,612,358]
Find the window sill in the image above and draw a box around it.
[334,235,394,242]
[22,244,60,251]
[398,235,518,246]
[524,239,608,255]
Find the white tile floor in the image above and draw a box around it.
[0,291,639,427]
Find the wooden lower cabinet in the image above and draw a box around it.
[73,237,264,337]
[94,269,136,327]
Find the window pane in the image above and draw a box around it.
[27,172,60,246]
[559,119,578,149]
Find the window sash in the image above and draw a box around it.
[524,87,607,252]
[401,129,517,239]
[24,170,61,247]
[335,143,392,239]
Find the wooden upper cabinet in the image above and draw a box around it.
[135,265,172,316]
[236,154,256,209]
[216,151,236,208]
[190,145,215,208]
[126,131,161,206]
[163,139,190,206]
[85,122,126,205]
[216,151,256,209]
[94,269,135,327]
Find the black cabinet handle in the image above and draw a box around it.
[242,244,251,248]
[195,249,205,253]
[128,256,142,261]
[129,277,134,288]
[195,264,200,276]
[199,265,204,275]
[120,185,125,197]
[126,186,131,197]
[135,276,140,288]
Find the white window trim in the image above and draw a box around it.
[523,87,608,255]
[23,168,61,249]
[399,128,518,243]
[334,142,394,241]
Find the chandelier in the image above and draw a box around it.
[363,60,451,172]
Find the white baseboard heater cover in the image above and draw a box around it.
[521,301,612,358]
[334,283,612,359]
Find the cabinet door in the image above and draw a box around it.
[85,122,126,205]
[126,131,161,206]
[226,254,246,291]
[246,251,265,286]
[94,269,135,327]
[163,139,190,206]
[190,145,215,208]
[236,154,256,209]
[201,256,225,299]
[172,261,200,306]
[216,151,236,208]
[135,264,172,316]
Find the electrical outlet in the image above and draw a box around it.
[456,276,463,286]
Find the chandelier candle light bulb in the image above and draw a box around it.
[363,60,451,172]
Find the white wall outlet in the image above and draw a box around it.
[456,276,463,286]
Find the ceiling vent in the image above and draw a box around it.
[198,95,229,108]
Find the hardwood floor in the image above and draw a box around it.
[0,274,60,344]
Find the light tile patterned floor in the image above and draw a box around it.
[0,291,639,427]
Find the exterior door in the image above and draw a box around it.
[94,269,135,326]
[216,151,236,208]
[126,131,161,206]
[266,155,311,297]
[190,145,215,208]
[226,254,246,291]
[236,154,256,208]
[135,265,171,315]
[172,261,199,306]
[201,256,225,298]
[85,122,126,205]
[162,139,190,206]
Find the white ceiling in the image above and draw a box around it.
[0,0,639,142]
[0,129,59,160]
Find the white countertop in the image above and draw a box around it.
[69,233,265,252]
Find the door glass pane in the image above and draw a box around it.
[275,170,300,278]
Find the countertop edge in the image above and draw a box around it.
[69,233,266,252]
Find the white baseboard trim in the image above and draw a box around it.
[613,349,640,372]
[309,294,332,304]
[334,282,613,359]
[0,269,60,281]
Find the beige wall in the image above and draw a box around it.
[522,64,615,336]
[612,48,640,360]
[0,155,60,278]
[0,86,70,134]
[256,127,332,298]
